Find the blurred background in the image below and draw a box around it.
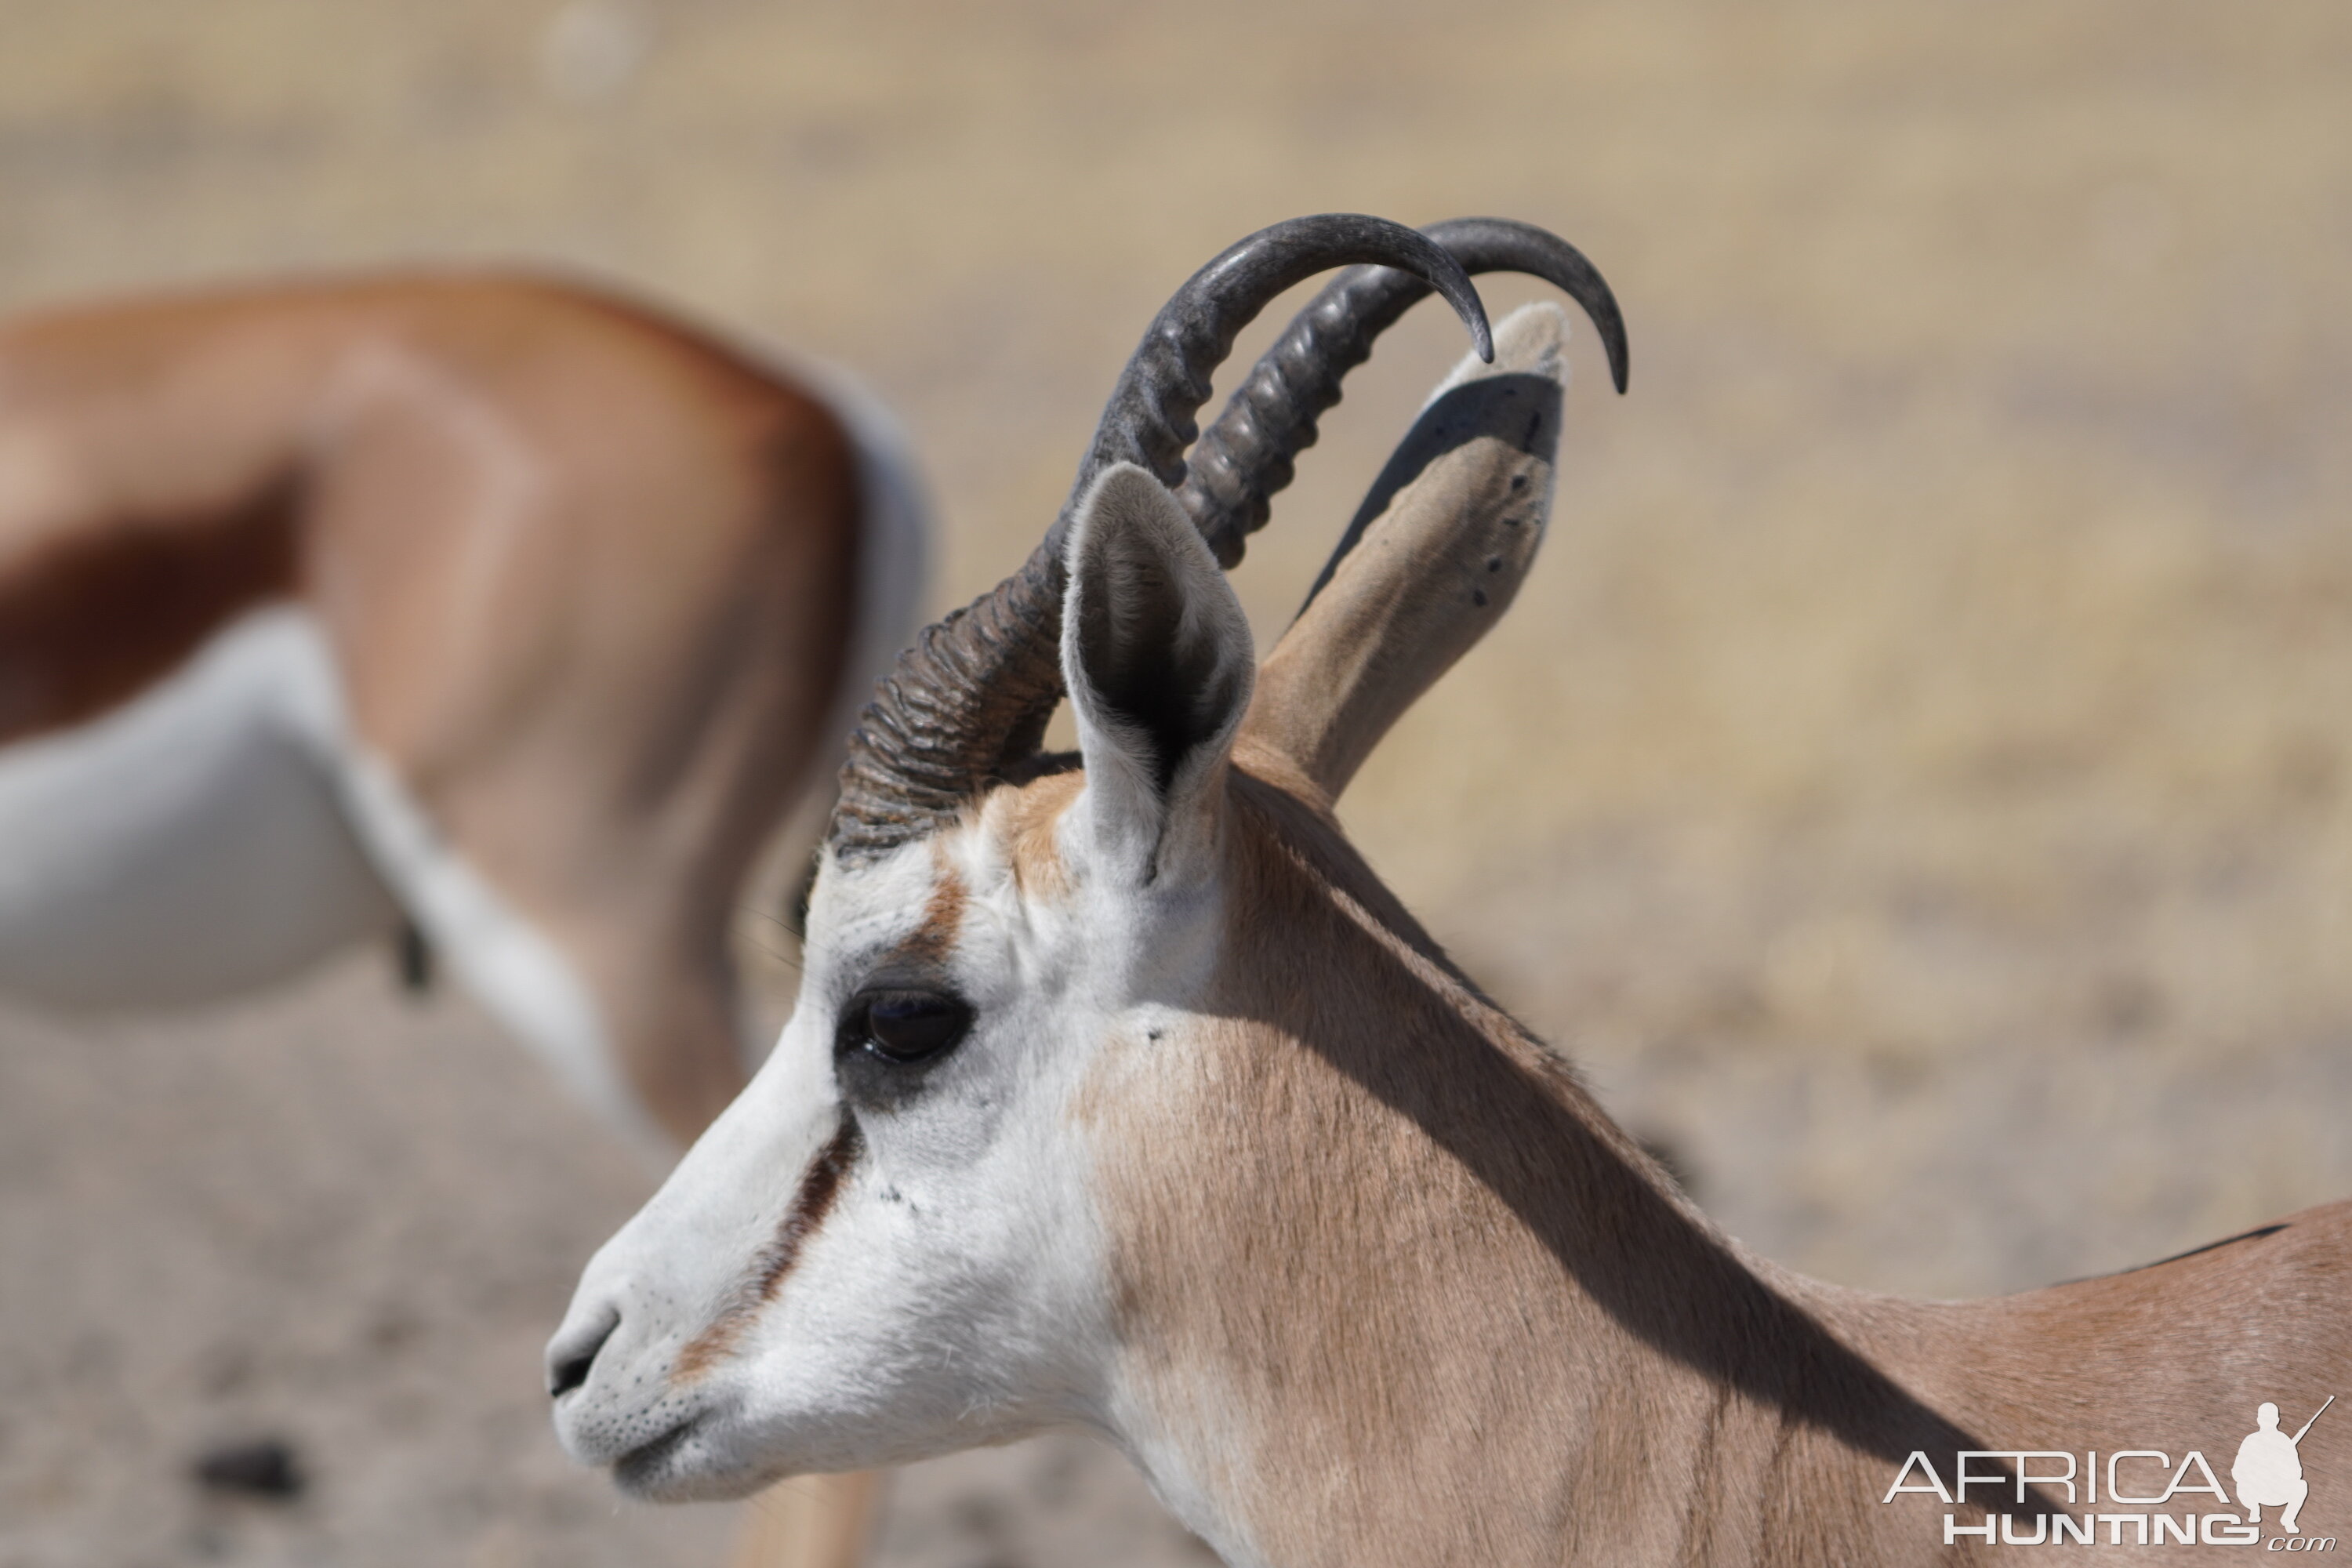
[2,2,2348,1563]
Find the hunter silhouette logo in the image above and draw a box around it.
[1881,1396,2336,1548]
[2239,1398,2333,1536]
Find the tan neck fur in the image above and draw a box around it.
[1080,771,2352,1566]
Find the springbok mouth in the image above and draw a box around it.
[611,1411,713,1498]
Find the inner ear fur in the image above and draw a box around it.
[1241,302,1570,803]
[1062,464,1255,866]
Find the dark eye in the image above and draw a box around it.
[842,989,972,1065]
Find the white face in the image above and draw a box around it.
[545,465,1255,1501]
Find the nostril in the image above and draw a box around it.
[549,1345,598,1399]
[546,1303,621,1399]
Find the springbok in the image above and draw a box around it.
[549,212,2348,1563]
[0,273,927,1151]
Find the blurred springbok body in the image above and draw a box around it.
[550,216,2352,1566]
[0,274,927,1148]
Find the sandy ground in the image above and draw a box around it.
[4,2,2352,1563]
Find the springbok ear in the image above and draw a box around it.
[1062,463,1255,883]
[1240,302,1569,803]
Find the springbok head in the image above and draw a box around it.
[547,215,1627,1519]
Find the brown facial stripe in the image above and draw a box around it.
[672,1116,863,1381]
[0,477,301,746]
[894,858,967,967]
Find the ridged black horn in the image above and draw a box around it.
[1177,216,1628,568]
[828,214,1491,864]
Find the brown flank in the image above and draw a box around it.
[0,479,299,745]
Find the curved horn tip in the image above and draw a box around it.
[1373,213,1492,364]
[1595,293,1629,394]
[1449,280,1494,364]
[1423,216,1628,393]
[1461,296,1494,363]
